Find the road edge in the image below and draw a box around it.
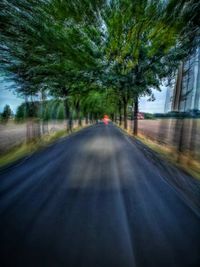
[0,124,94,173]
[115,124,200,218]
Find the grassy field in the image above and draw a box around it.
[136,133,200,180]
[127,119,200,160]
[0,121,88,168]
[0,120,68,154]
[123,119,200,179]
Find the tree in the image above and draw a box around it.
[15,103,26,122]
[1,104,12,122]
[0,0,199,136]
[100,0,200,135]
[0,0,104,132]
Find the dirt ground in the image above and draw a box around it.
[1,119,200,160]
[0,120,81,154]
[127,119,200,159]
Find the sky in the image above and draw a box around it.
[0,79,167,114]
[0,78,23,113]
[139,85,167,113]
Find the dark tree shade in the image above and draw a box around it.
[1,104,12,122]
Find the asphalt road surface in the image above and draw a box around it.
[0,124,200,267]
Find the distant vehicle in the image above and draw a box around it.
[103,114,109,125]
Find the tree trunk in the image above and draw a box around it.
[176,118,185,163]
[123,98,128,129]
[95,113,98,123]
[78,116,82,127]
[25,97,31,143]
[76,100,82,127]
[89,113,93,124]
[172,62,183,111]
[119,101,122,126]
[188,118,197,164]
[41,90,48,135]
[64,98,72,132]
[25,98,40,142]
[33,118,41,140]
[42,120,48,135]
[85,113,89,125]
[69,114,73,132]
[133,97,138,136]
[114,113,117,123]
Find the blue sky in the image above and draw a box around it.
[139,86,167,113]
[0,78,23,113]
[0,79,167,114]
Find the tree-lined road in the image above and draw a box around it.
[0,124,199,267]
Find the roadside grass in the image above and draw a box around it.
[136,133,200,180]
[0,142,38,168]
[0,126,86,168]
[118,124,200,180]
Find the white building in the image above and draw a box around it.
[170,46,200,112]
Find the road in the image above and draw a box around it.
[0,124,199,267]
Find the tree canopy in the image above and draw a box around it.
[0,0,199,133]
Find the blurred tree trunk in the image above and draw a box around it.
[114,113,117,123]
[119,101,122,126]
[133,97,138,136]
[188,118,198,163]
[85,113,88,125]
[123,97,128,129]
[25,97,41,143]
[41,89,48,135]
[76,100,82,127]
[64,98,72,133]
[176,118,185,163]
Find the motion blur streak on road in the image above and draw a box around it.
[0,124,199,267]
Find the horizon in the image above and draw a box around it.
[0,80,168,114]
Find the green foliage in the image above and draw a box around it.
[15,103,26,122]
[15,99,67,121]
[1,104,12,122]
[0,0,199,122]
[144,113,155,120]
[56,103,65,120]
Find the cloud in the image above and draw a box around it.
[139,87,167,113]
